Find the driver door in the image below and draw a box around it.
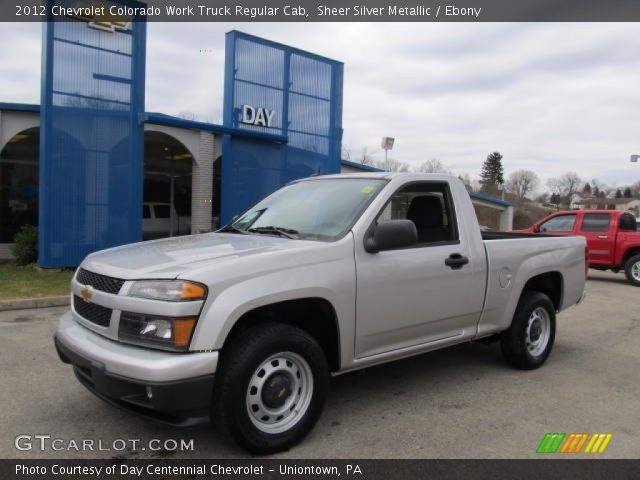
[354,181,485,358]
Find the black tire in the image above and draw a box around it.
[213,323,329,454]
[501,291,556,370]
[624,254,640,287]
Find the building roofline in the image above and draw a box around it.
[469,191,514,208]
[0,102,40,112]
[141,112,288,143]
[340,159,384,172]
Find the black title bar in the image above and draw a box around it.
[3,0,640,22]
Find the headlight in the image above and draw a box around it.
[119,312,197,351]
[128,280,207,301]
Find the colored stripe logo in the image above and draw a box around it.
[537,433,612,454]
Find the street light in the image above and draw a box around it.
[381,137,395,168]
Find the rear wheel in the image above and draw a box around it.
[501,291,556,370]
[213,323,329,454]
[624,254,640,287]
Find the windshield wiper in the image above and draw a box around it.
[218,225,248,235]
[247,226,299,239]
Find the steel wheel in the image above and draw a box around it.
[525,306,551,357]
[632,261,640,282]
[245,351,314,434]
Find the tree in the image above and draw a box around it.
[546,172,581,208]
[358,147,376,166]
[342,146,376,166]
[582,182,592,194]
[479,151,504,194]
[417,159,450,174]
[593,186,601,197]
[506,169,540,204]
[375,157,410,172]
[615,189,623,198]
[624,187,633,198]
[535,193,549,204]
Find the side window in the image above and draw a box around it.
[155,205,170,219]
[619,213,637,231]
[377,182,458,245]
[142,205,150,219]
[581,213,611,232]
[540,214,576,232]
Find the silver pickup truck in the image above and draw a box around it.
[55,173,587,453]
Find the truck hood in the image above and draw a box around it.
[82,233,322,280]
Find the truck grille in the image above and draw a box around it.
[76,268,124,294]
[73,295,113,327]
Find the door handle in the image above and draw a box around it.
[597,235,608,239]
[445,253,469,270]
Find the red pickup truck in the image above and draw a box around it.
[516,210,640,286]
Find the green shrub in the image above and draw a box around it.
[11,225,38,266]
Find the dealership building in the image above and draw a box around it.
[0,16,512,266]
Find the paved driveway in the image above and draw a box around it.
[1,270,638,459]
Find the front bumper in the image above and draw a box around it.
[55,312,218,426]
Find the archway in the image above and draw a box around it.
[143,131,194,240]
[0,127,39,244]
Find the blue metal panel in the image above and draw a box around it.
[39,0,146,267]
[221,31,344,224]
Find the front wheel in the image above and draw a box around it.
[624,254,640,286]
[213,323,329,454]
[501,291,556,370]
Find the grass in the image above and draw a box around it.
[0,264,74,301]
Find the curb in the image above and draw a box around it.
[0,296,69,312]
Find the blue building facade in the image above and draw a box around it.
[32,10,343,267]
[222,31,343,224]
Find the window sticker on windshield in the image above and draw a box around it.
[361,185,376,194]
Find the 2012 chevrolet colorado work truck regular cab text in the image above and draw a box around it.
[55,173,587,453]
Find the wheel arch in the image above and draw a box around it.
[621,247,640,267]
[221,297,341,372]
[519,271,564,311]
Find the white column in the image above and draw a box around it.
[499,206,514,231]
[191,131,215,234]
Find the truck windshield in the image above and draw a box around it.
[229,178,387,241]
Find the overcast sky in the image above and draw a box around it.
[2,22,639,189]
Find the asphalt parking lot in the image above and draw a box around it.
[1,270,638,459]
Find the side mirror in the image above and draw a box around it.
[364,220,418,253]
[533,224,540,233]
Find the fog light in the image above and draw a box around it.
[146,386,153,400]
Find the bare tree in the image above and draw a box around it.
[546,172,581,207]
[358,147,377,166]
[506,169,540,204]
[343,146,377,166]
[375,157,410,172]
[416,158,450,174]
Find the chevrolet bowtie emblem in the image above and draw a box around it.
[69,2,132,33]
[80,286,94,303]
